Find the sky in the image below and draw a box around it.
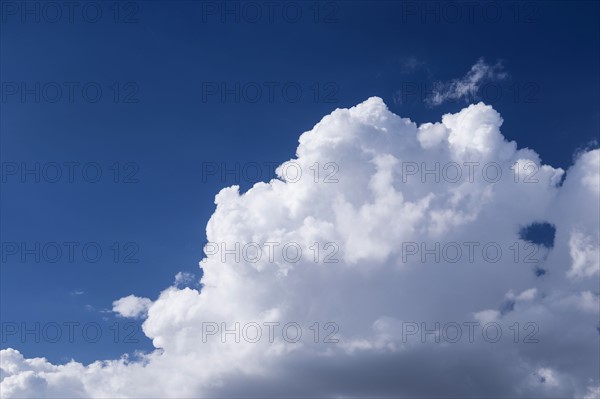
[0,1,599,398]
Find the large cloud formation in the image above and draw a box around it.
[1,98,599,398]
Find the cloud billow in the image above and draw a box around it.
[1,98,598,398]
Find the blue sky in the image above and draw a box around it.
[1,0,599,384]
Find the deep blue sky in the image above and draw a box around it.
[1,0,599,364]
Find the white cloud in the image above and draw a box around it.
[112,295,152,319]
[537,368,559,386]
[1,98,598,398]
[173,272,196,288]
[473,309,500,324]
[568,229,600,279]
[560,291,599,313]
[584,385,600,399]
[417,122,449,149]
[426,58,508,106]
[506,288,538,302]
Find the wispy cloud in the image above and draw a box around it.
[398,56,426,74]
[426,58,508,106]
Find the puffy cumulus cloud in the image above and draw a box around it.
[1,98,598,398]
[112,295,152,319]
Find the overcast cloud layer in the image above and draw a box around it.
[1,98,598,398]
